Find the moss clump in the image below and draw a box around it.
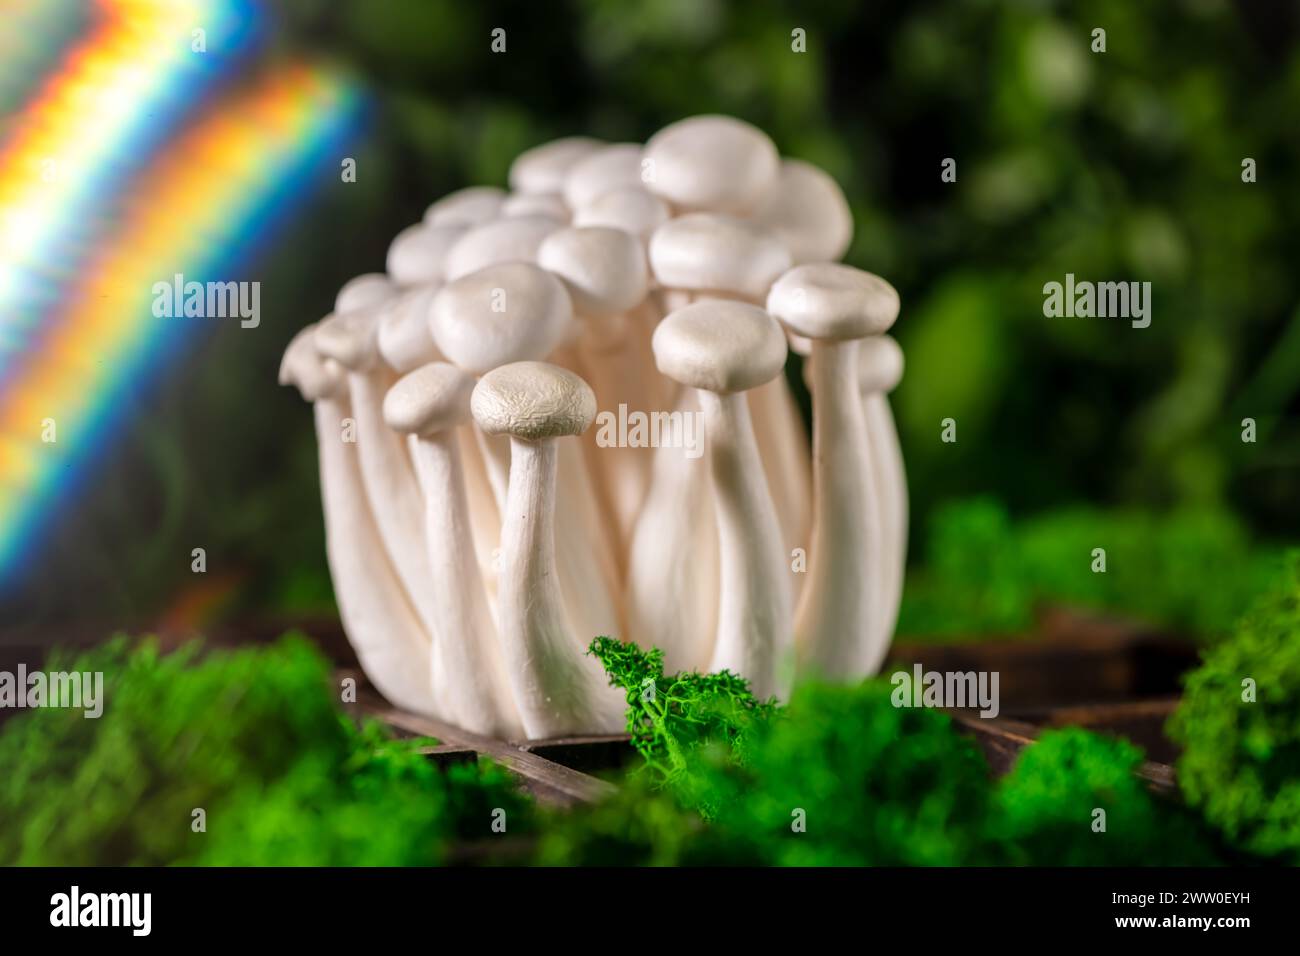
[995,728,1220,865]
[544,670,995,865]
[1169,553,1300,862]
[0,635,531,866]
[900,498,1276,639]
[589,636,774,790]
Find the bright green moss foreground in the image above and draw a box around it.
[0,635,530,865]
[1169,553,1300,862]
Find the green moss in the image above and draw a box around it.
[0,635,532,866]
[1169,553,1300,862]
[995,728,1220,865]
[588,636,774,790]
[899,498,1277,639]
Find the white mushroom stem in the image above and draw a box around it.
[279,327,435,714]
[768,264,899,679]
[384,365,522,737]
[858,335,908,672]
[624,386,719,673]
[800,338,881,675]
[653,299,793,695]
[315,310,445,653]
[473,362,625,737]
[696,389,792,697]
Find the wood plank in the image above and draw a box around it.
[361,701,617,807]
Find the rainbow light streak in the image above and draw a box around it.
[0,64,366,586]
[0,0,259,380]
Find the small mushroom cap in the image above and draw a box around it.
[537,226,648,317]
[382,362,475,436]
[572,185,669,241]
[500,192,570,221]
[386,222,465,286]
[315,309,382,371]
[378,283,442,373]
[766,263,899,341]
[335,273,394,314]
[642,115,779,214]
[858,334,905,393]
[279,324,345,401]
[471,361,596,441]
[442,215,561,281]
[753,159,853,264]
[430,262,573,374]
[652,299,788,394]
[649,213,791,300]
[424,186,506,227]
[561,143,644,210]
[508,136,603,195]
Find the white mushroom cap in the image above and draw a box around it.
[430,261,573,374]
[442,215,562,281]
[386,222,466,286]
[649,213,792,300]
[425,186,506,227]
[571,185,669,242]
[537,226,648,317]
[753,159,853,264]
[279,324,346,401]
[500,192,570,221]
[335,273,395,314]
[858,334,905,393]
[315,309,383,372]
[471,360,596,441]
[642,115,779,214]
[508,136,603,195]
[767,263,899,341]
[377,283,442,373]
[561,143,644,210]
[652,299,788,394]
[382,362,475,436]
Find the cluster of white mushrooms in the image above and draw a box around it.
[280,115,907,741]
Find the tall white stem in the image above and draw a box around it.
[409,432,522,737]
[314,399,434,713]
[863,391,907,673]
[798,339,881,677]
[498,438,625,737]
[699,390,793,698]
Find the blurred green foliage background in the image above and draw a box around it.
[5,0,1297,638]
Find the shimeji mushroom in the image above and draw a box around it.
[858,334,907,672]
[424,186,505,228]
[653,299,794,697]
[508,136,603,195]
[767,262,900,678]
[561,143,645,210]
[642,114,779,215]
[538,225,652,556]
[647,212,810,599]
[430,261,623,648]
[442,215,562,281]
[471,361,626,737]
[383,363,522,737]
[571,185,670,247]
[376,287,502,606]
[386,221,465,287]
[314,293,448,652]
[752,159,854,265]
[500,192,570,221]
[279,325,435,714]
